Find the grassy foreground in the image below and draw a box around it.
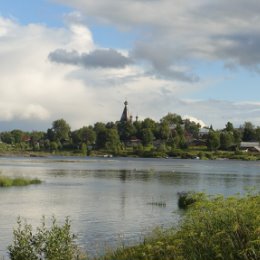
[96,192,260,260]
[0,176,41,187]
[7,192,259,260]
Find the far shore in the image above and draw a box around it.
[0,148,259,161]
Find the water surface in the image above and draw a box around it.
[0,156,259,256]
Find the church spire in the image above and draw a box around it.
[120,100,130,122]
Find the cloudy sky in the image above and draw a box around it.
[0,0,260,131]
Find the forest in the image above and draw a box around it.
[0,113,260,158]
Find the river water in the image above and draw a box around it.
[0,156,259,257]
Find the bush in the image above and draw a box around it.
[98,193,260,260]
[8,217,86,260]
[178,193,260,260]
[177,191,205,209]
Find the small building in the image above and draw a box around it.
[240,142,260,152]
[198,128,210,137]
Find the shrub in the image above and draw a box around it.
[8,217,85,260]
[97,192,260,260]
[178,193,260,260]
[177,191,205,209]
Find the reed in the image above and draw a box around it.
[0,176,41,187]
[97,192,260,260]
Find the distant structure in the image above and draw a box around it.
[120,100,131,123]
[119,100,139,124]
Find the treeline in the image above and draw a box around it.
[0,114,260,155]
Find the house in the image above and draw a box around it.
[240,142,260,152]
[198,127,210,137]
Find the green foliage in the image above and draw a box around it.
[220,131,234,150]
[98,193,260,260]
[177,191,205,209]
[225,121,234,132]
[242,122,256,141]
[207,131,220,151]
[52,119,71,143]
[161,113,182,125]
[141,128,154,146]
[8,217,83,260]
[0,176,41,187]
[105,128,122,153]
[81,143,87,156]
[178,193,260,260]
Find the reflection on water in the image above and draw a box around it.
[0,156,259,257]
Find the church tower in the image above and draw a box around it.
[120,100,130,122]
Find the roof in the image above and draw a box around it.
[240,142,260,152]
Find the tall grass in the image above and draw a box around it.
[97,192,260,260]
[5,192,260,260]
[0,176,41,187]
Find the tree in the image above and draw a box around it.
[220,131,234,150]
[242,122,255,141]
[225,121,234,132]
[233,129,241,149]
[30,131,45,150]
[184,120,200,138]
[52,119,71,143]
[11,130,24,144]
[79,126,96,145]
[207,131,220,151]
[105,128,121,153]
[141,128,154,146]
[0,132,15,144]
[256,127,260,143]
[161,113,182,125]
[94,122,107,149]
[118,121,136,141]
[159,121,170,140]
[142,118,156,131]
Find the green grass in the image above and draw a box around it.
[0,176,42,187]
[96,192,260,260]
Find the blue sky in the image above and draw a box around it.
[0,0,260,130]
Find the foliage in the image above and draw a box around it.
[177,191,205,209]
[52,119,71,144]
[8,217,84,260]
[0,176,41,187]
[97,192,260,260]
[178,193,260,260]
[220,131,234,150]
[207,131,220,151]
[242,122,256,141]
[1,110,260,157]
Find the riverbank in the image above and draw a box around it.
[1,140,260,160]
[94,192,259,260]
[6,192,259,260]
[0,147,259,161]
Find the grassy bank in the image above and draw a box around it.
[95,192,260,260]
[1,141,260,160]
[0,176,41,187]
[6,192,259,259]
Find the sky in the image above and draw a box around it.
[0,0,260,131]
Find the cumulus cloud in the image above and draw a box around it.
[1,1,260,132]
[49,48,132,68]
[54,0,260,76]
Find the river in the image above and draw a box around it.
[0,156,259,257]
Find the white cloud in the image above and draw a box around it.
[183,116,206,127]
[55,0,260,74]
[1,8,260,132]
